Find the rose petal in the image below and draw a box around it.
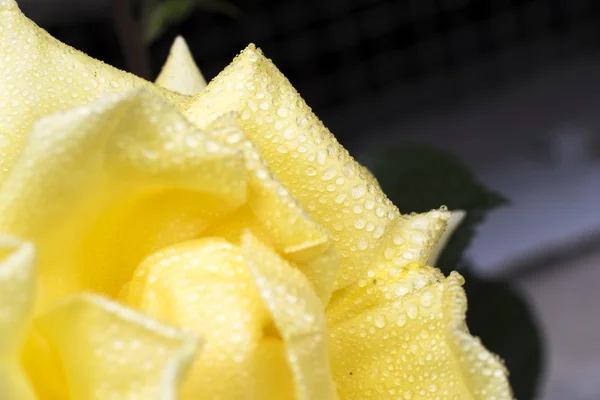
[328,271,513,399]
[0,0,189,183]
[124,237,296,399]
[427,209,466,266]
[124,235,336,399]
[0,89,247,309]
[156,36,207,95]
[205,113,339,304]
[185,44,401,292]
[327,210,451,324]
[0,235,37,399]
[34,294,198,400]
[241,232,337,400]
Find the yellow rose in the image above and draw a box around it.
[0,1,513,399]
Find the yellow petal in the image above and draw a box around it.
[241,232,337,400]
[205,113,339,304]
[327,209,450,324]
[0,0,189,184]
[427,209,466,266]
[0,89,247,310]
[34,294,198,400]
[124,235,335,399]
[0,235,36,400]
[185,45,401,292]
[124,238,295,399]
[156,36,207,95]
[328,271,513,399]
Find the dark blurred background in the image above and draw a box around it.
[19,0,600,399]
[26,1,598,132]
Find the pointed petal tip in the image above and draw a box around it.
[426,208,466,267]
[242,43,261,56]
[450,209,467,223]
[171,36,191,54]
[156,36,206,95]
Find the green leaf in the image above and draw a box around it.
[462,268,544,400]
[358,144,507,274]
[142,0,241,44]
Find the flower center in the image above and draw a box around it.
[119,237,296,399]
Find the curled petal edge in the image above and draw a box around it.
[35,293,200,400]
[0,234,37,400]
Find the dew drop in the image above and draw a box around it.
[384,248,395,260]
[354,218,366,229]
[396,314,407,327]
[276,106,288,118]
[334,193,347,204]
[316,149,327,165]
[375,315,387,328]
[351,185,366,199]
[184,134,199,148]
[420,290,435,307]
[321,168,337,181]
[406,304,418,319]
[393,235,405,245]
[357,238,368,251]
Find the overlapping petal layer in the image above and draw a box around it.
[123,234,335,399]
[0,235,200,400]
[328,271,511,399]
[185,45,401,292]
[326,210,451,325]
[325,210,512,398]
[179,50,513,397]
[0,0,189,183]
[241,233,336,399]
[35,294,199,400]
[0,89,247,309]
[204,113,338,304]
